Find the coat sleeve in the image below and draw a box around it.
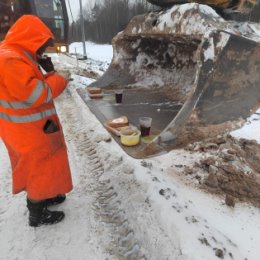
[2,58,67,107]
[44,73,67,99]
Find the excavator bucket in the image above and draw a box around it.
[77,4,260,159]
[146,0,260,22]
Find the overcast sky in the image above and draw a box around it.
[65,0,86,21]
[65,0,138,22]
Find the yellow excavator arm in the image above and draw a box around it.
[190,0,231,8]
[147,0,260,21]
[193,0,257,11]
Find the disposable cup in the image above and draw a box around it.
[114,90,123,104]
[139,117,152,137]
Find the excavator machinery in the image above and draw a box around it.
[147,0,260,21]
[77,0,260,159]
[0,0,69,52]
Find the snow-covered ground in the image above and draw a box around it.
[0,41,260,260]
[69,41,113,64]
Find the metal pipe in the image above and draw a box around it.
[79,0,87,59]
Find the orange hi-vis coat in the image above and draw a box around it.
[0,15,73,200]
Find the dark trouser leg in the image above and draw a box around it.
[45,194,66,206]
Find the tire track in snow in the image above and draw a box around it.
[55,87,146,260]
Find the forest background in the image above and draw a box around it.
[68,0,156,43]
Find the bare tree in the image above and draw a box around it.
[69,0,151,43]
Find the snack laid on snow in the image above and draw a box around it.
[107,116,129,128]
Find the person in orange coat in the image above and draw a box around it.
[0,15,73,227]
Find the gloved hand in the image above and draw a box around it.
[37,55,54,72]
[57,70,71,81]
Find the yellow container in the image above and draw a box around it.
[120,129,141,146]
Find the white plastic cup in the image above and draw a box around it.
[139,117,152,137]
[114,89,123,104]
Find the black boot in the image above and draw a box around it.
[27,199,65,227]
[45,194,66,206]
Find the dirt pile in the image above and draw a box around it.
[184,135,260,207]
[70,68,99,79]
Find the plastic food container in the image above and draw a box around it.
[120,128,141,146]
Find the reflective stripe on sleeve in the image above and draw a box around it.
[0,80,52,109]
[23,51,38,66]
[0,108,57,123]
[45,83,52,103]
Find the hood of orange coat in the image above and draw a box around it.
[4,15,54,54]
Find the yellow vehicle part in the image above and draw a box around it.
[147,0,258,11]
[190,0,230,8]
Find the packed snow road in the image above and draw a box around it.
[0,55,181,259]
[55,81,182,260]
[1,48,260,260]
